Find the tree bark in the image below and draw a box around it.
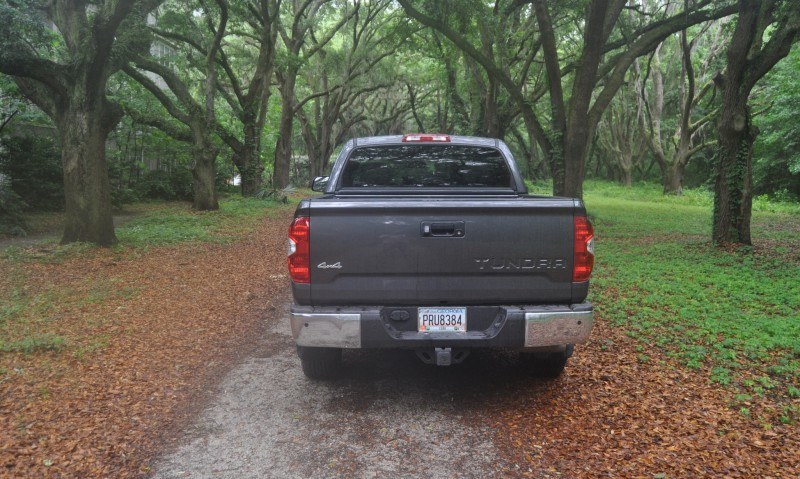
[235,118,264,196]
[712,0,799,245]
[664,161,686,195]
[56,100,120,246]
[191,143,219,210]
[713,98,755,244]
[273,70,297,190]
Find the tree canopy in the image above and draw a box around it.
[1,0,799,245]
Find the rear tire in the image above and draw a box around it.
[522,347,571,378]
[297,346,342,379]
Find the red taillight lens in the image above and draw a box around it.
[288,216,310,283]
[573,216,594,282]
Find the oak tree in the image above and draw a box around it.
[0,0,161,245]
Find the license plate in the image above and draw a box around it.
[418,307,467,333]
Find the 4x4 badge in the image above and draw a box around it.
[317,262,343,269]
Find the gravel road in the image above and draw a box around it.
[151,302,545,479]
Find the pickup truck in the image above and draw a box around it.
[288,134,594,379]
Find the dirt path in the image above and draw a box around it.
[153,310,509,479]
[150,309,800,479]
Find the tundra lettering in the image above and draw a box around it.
[473,258,568,270]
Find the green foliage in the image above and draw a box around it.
[117,209,213,245]
[105,116,200,206]
[753,46,800,200]
[0,76,46,130]
[0,172,27,235]
[586,181,800,404]
[135,168,194,201]
[0,135,64,211]
[116,196,285,248]
[0,2,58,61]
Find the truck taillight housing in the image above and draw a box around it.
[288,216,310,283]
[573,216,595,282]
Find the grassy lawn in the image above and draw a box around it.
[581,181,800,423]
[114,196,291,247]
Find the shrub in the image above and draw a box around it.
[0,173,27,235]
[0,135,64,211]
[135,167,194,201]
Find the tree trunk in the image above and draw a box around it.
[663,161,686,195]
[237,143,264,197]
[273,73,297,190]
[708,0,800,245]
[57,101,118,246]
[237,116,265,196]
[621,163,633,187]
[713,104,754,244]
[559,121,594,198]
[482,78,501,138]
[191,140,219,210]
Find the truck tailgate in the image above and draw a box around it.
[308,196,575,305]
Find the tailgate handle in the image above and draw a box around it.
[421,221,465,237]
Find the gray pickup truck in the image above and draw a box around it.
[288,134,594,379]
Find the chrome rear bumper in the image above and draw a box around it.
[290,303,593,349]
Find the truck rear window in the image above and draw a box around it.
[340,145,512,188]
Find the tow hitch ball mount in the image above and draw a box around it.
[415,347,470,366]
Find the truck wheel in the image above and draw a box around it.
[522,351,569,378]
[297,346,342,379]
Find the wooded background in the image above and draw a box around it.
[0,0,798,245]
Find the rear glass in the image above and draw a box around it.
[340,145,512,188]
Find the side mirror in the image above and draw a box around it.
[311,176,329,192]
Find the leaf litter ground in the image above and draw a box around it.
[1,201,798,478]
[1,208,292,478]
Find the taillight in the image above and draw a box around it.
[288,216,310,283]
[573,216,594,282]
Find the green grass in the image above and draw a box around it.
[0,276,137,345]
[2,196,289,263]
[583,180,800,421]
[115,196,287,248]
[0,334,67,354]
